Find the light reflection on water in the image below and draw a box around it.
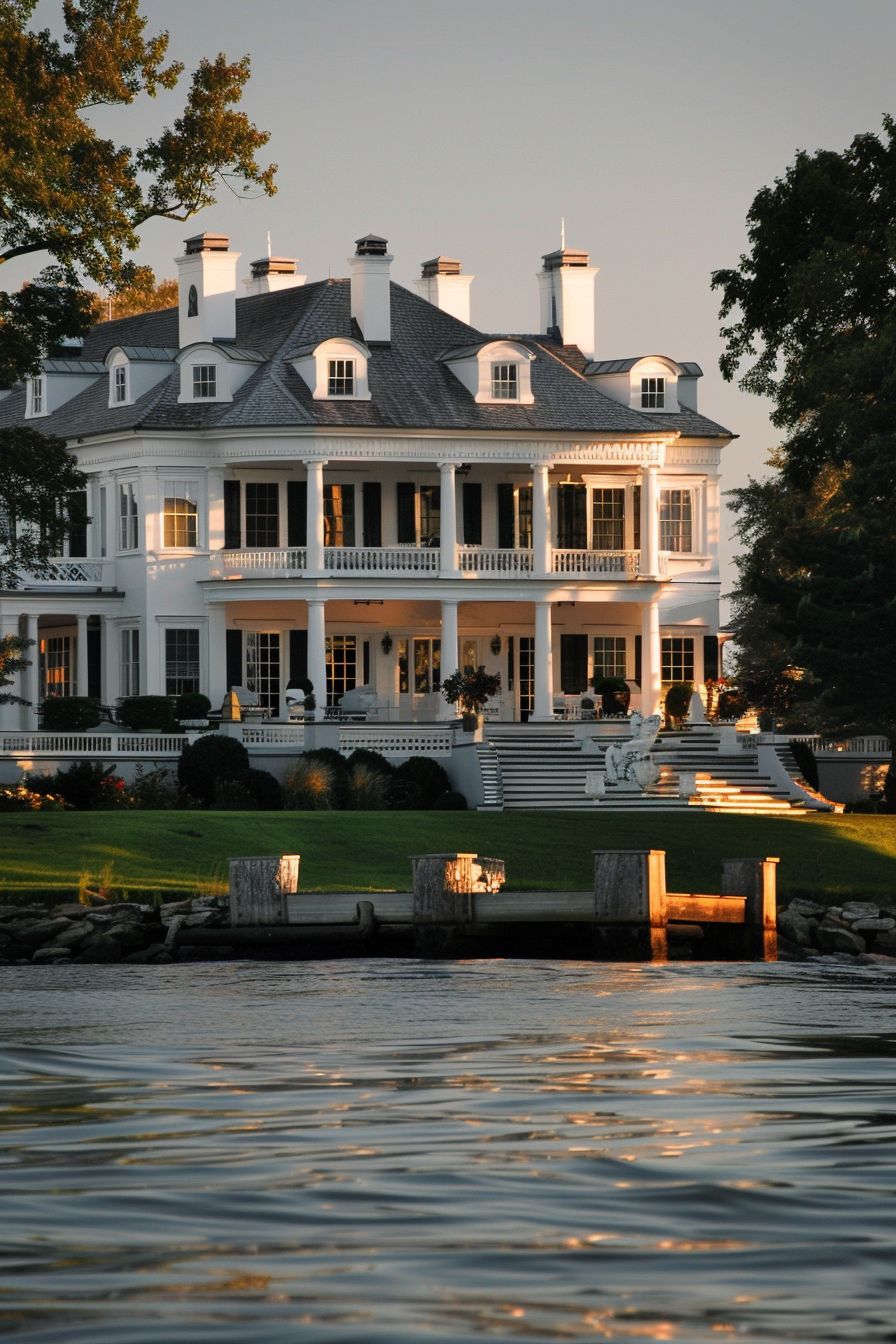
[0,959,894,1342]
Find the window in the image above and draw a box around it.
[245,483,279,547]
[165,628,200,695]
[517,485,533,548]
[113,365,128,404]
[659,489,693,552]
[40,635,72,699]
[192,364,217,399]
[419,485,440,546]
[246,632,280,712]
[328,359,354,396]
[98,486,107,557]
[491,362,519,400]
[163,480,199,548]
[119,481,138,550]
[557,483,587,549]
[591,488,625,550]
[187,285,199,317]
[120,628,140,697]
[641,376,665,409]
[593,636,627,681]
[662,636,695,683]
[461,638,477,675]
[398,638,441,694]
[326,635,357,706]
[30,376,44,415]
[324,484,356,547]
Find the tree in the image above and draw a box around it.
[0,0,276,381]
[0,426,87,586]
[0,633,33,705]
[88,268,178,322]
[712,116,896,749]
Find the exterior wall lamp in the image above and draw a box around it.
[381,631,393,655]
[490,633,502,655]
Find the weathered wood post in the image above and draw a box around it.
[229,854,301,926]
[721,856,779,960]
[593,849,668,960]
[411,853,478,955]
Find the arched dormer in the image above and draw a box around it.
[287,336,372,400]
[105,346,177,408]
[439,339,535,404]
[583,355,697,413]
[175,342,264,404]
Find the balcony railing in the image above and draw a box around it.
[17,558,115,588]
[459,547,533,574]
[215,546,667,579]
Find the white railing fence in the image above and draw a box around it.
[17,559,113,587]
[458,547,533,574]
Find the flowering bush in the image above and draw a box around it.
[0,784,68,811]
[26,761,134,810]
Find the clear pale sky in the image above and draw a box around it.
[16,0,896,604]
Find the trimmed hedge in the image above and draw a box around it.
[40,697,102,731]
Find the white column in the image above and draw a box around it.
[144,617,161,694]
[206,468,225,554]
[103,614,119,713]
[439,600,459,719]
[439,462,458,575]
[533,599,554,720]
[641,464,660,578]
[76,614,89,697]
[0,614,22,729]
[305,459,326,574]
[641,597,662,718]
[207,605,227,709]
[307,598,327,722]
[532,462,552,575]
[23,613,39,728]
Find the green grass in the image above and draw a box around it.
[2,810,895,904]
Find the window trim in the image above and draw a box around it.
[112,363,129,405]
[641,375,665,409]
[162,478,200,550]
[191,364,217,399]
[491,362,519,401]
[118,480,139,552]
[327,358,355,398]
[28,375,46,417]
[163,625,202,697]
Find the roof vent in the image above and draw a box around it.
[421,256,462,278]
[541,248,590,271]
[184,232,231,255]
[250,256,298,278]
[355,234,388,257]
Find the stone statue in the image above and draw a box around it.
[603,712,662,789]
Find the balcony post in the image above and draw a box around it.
[206,469,225,553]
[207,606,227,710]
[304,458,327,574]
[0,615,22,729]
[641,596,662,718]
[532,598,554,720]
[23,613,39,729]
[307,598,327,722]
[76,614,89,698]
[439,599,459,720]
[439,462,458,575]
[532,462,552,576]
[641,463,660,578]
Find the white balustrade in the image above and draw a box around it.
[17,559,112,587]
[216,546,661,581]
[240,724,306,746]
[338,725,456,757]
[551,549,640,576]
[325,546,439,574]
[0,731,186,755]
[221,548,307,575]
[458,547,533,574]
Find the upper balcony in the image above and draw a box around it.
[212,546,669,580]
[16,559,117,590]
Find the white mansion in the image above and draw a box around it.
[0,231,734,729]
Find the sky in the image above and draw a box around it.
[15,0,896,603]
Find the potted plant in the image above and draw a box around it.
[593,676,630,718]
[664,681,693,729]
[441,665,501,730]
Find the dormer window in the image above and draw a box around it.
[29,375,45,416]
[328,359,355,397]
[192,364,217,399]
[491,363,519,400]
[641,376,665,409]
[113,364,128,404]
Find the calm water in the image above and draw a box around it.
[0,959,894,1343]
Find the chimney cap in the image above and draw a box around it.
[542,247,590,271]
[421,256,462,278]
[250,256,298,277]
[355,233,389,256]
[184,232,231,255]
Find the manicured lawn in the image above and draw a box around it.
[2,810,894,903]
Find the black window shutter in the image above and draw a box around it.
[362,640,370,685]
[497,483,514,548]
[226,629,243,690]
[634,635,642,686]
[289,629,308,685]
[341,483,356,547]
[66,490,89,558]
[703,635,719,681]
[506,635,515,692]
[560,633,588,694]
[557,484,587,548]
[287,481,307,547]
[396,482,416,543]
[462,482,482,544]
[362,482,382,547]
[87,625,101,699]
[224,480,241,549]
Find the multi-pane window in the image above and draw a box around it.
[557,483,587,549]
[192,364,217,398]
[164,628,200,695]
[419,485,440,545]
[113,365,128,404]
[662,636,695,683]
[30,376,44,415]
[40,636,72,699]
[461,638,477,675]
[119,481,138,550]
[327,359,354,396]
[517,485,533,548]
[324,484,356,547]
[326,635,357,706]
[245,483,279,547]
[120,628,140,697]
[641,376,665,408]
[591,488,625,550]
[659,489,693,552]
[246,631,280,712]
[491,363,519,400]
[593,636,627,680]
[398,638,441,694]
[163,480,199,548]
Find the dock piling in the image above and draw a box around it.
[592,849,668,960]
[229,854,301,926]
[721,857,779,960]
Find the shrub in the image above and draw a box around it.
[244,768,283,810]
[346,763,391,810]
[593,677,630,716]
[664,681,693,726]
[213,777,257,810]
[717,689,747,721]
[175,691,211,721]
[788,739,820,791]
[393,756,451,809]
[301,748,349,806]
[346,747,394,779]
[41,760,132,810]
[283,756,339,810]
[118,695,180,732]
[433,788,467,810]
[130,766,181,810]
[40,697,103,731]
[178,734,250,805]
[0,783,67,811]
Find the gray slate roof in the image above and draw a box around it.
[0,280,734,441]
